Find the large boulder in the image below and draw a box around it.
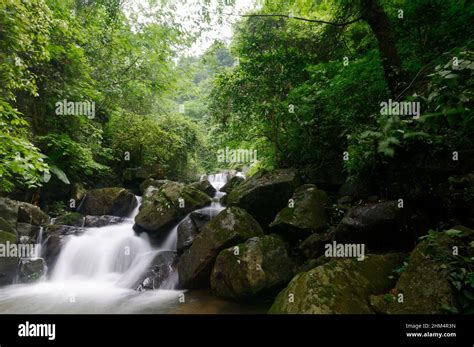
[211,235,294,301]
[373,226,473,314]
[270,184,329,238]
[299,231,334,260]
[269,253,405,314]
[79,188,138,217]
[226,169,300,228]
[18,258,47,283]
[0,197,49,227]
[177,216,199,254]
[221,175,245,194]
[190,180,216,197]
[178,207,264,289]
[139,178,168,194]
[134,181,211,235]
[135,251,178,291]
[334,201,415,251]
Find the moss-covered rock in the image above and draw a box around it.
[211,234,294,301]
[178,207,264,289]
[269,253,405,314]
[0,197,49,227]
[378,226,473,314]
[270,184,329,238]
[53,212,85,227]
[190,180,217,197]
[139,178,168,194]
[221,175,245,194]
[0,217,16,234]
[0,230,17,244]
[135,181,211,234]
[226,169,300,228]
[335,201,415,251]
[299,231,334,259]
[18,258,46,283]
[177,216,199,254]
[79,187,138,217]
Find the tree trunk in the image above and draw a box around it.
[361,0,404,97]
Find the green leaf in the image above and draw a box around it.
[49,165,70,185]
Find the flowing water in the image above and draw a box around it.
[0,173,267,314]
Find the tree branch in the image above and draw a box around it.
[222,12,363,27]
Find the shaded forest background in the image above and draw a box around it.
[0,0,473,215]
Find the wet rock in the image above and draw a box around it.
[221,176,245,194]
[83,215,126,228]
[269,253,405,314]
[53,212,85,227]
[190,180,217,197]
[190,210,212,230]
[79,188,138,217]
[335,201,415,251]
[139,178,168,194]
[177,217,199,254]
[226,169,300,228]
[18,258,47,283]
[211,235,294,301]
[378,226,473,314]
[136,251,178,291]
[135,181,211,235]
[270,184,329,238]
[299,231,334,259]
[178,207,264,289]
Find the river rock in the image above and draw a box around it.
[135,251,178,291]
[83,215,126,228]
[334,201,415,251]
[79,188,138,217]
[18,258,47,283]
[178,207,264,289]
[269,253,405,314]
[221,175,245,194]
[226,169,300,228]
[211,235,294,300]
[53,212,85,227]
[299,231,334,259]
[135,181,211,234]
[177,217,199,254]
[0,197,49,227]
[374,226,473,314]
[190,210,212,230]
[139,178,168,193]
[0,217,16,234]
[270,184,329,238]
[190,180,217,197]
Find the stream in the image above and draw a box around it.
[0,174,267,314]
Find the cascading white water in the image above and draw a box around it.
[0,174,232,313]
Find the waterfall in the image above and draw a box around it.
[50,197,155,287]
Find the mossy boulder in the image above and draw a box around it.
[18,258,47,283]
[0,197,49,227]
[226,169,300,228]
[0,230,17,244]
[53,212,85,227]
[335,201,415,251]
[270,184,329,238]
[221,175,245,194]
[177,216,199,254]
[269,253,405,314]
[178,207,264,289]
[135,181,211,234]
[211,234,294,301]
[377,226,473,314]
[299,231,334,259]
[190,180,217,197]
[0,217,16,234]
[79,187,138,217]
[139,178,168,194]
